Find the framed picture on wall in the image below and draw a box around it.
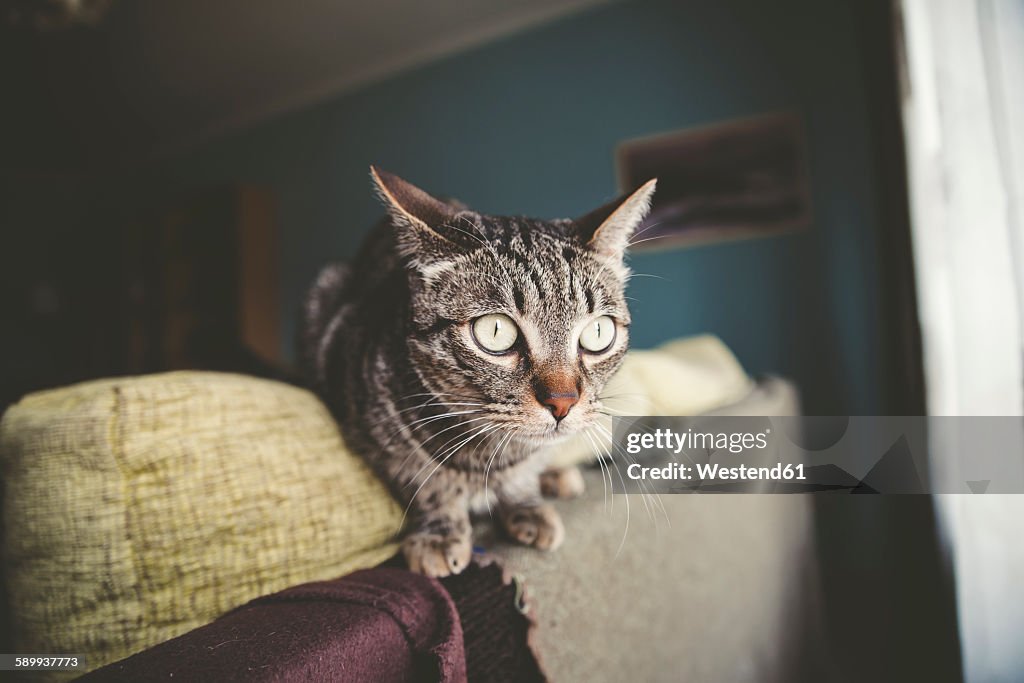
[616,111,812,250]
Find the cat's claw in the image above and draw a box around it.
[540,466,585,500]
[502,504,565,551]
[402,531,472,578]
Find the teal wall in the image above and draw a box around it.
[144,0,882,414]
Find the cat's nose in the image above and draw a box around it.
[538,390,579,421]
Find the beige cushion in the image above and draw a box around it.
[487,472,816,682]
[0,372,402,680]
[487,377,815,682]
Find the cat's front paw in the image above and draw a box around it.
[501,504,565,551]
[401,531,472,578]
[540,466,585,499]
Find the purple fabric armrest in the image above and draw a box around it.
[78,567,466,683]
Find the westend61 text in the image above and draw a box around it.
[627,462,806,482]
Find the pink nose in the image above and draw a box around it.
[540,391,579,421]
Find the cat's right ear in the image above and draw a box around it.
[371,166,456,231]
[370,166,466,267]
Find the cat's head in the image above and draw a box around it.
[372,167,655,444]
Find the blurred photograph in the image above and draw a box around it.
[1,0,1022,681]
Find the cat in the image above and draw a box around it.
[301,167,655,577]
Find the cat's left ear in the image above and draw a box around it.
[574,179,657,260]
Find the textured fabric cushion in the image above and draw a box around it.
[0,372,403,680]
[485,471,820,682]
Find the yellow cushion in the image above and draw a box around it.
[0,372,402,679]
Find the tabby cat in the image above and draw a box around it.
[302,168,655,577]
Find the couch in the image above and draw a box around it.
[0,336,823,681]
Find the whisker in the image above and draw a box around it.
[395,415,494,471]
[367,401,483,430]
[483,429,516,520]
[394,409,481,431]
[401,418,493,481]
[380,409,483,452]
[400,423,498,530]
[597,391,648,401]
[391,391,485,405]
[497,425,519,471]
[626,234,671,249]
[627,220,668,241]
[600,427,656,525]
[581,427,610,514]
[580,424,632,556]
[594,422,671,527]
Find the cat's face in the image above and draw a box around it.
[372,168,655,444]
[406,216,633,442]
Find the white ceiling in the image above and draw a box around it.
[94,0,612,155]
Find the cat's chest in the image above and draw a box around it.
[463,447,552,514]
[467,488,499,515]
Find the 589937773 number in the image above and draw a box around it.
[1,655,85,671]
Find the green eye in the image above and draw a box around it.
[579,315,616,353]
[472,313,519,353]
